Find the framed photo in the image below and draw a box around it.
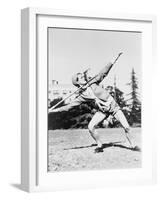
[21,8,156,192]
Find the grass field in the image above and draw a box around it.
[48,128,141,172]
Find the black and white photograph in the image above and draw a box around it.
[48,27,142,172]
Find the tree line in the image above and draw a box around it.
[48,68,141,130]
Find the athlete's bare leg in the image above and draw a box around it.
[88,111,106,148]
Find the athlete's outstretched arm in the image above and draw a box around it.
[87,62,113,85]
[94,62,113,83]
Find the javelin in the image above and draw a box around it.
[49,52,123,110]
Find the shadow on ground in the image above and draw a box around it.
[64,143,97,150]
[64,142,141,152]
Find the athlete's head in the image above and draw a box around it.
[72,73,87,87]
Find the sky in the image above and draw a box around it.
[48,28,141,96]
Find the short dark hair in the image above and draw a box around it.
[72,73,82,87]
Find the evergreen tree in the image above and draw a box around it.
[127,68,141,126]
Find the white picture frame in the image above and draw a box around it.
[21,7,157,192]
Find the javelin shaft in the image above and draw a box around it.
[49,85,84,110]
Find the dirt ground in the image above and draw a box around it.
[48,128,141,172]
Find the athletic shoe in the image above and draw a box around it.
[94,147,104,153]
[132,145,141,152]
